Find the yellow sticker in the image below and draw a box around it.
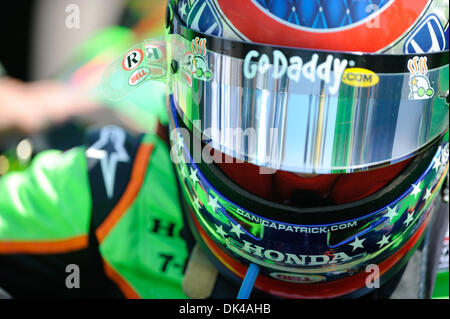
[342,67,379,88]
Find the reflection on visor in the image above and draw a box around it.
[102,12,449,174]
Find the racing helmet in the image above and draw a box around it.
[102,0,449,298]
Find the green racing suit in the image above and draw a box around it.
[0,125,190,298]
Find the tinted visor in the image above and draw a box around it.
[102,10,449,173]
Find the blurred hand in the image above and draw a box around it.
[0,77,100,134]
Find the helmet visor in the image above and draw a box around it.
[102,11,449,173]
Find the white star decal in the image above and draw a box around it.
[423,187,432,201]
[208,195,221,213]
[215,224,227,238]
[179,1,188,17]
[180,163,189,180]
[432,147,442,171]
[192,196,201,211]
[349,236,366,251]
[230,223,245,239]
[377,234,391,248]
[403,212,414,227]
[384,205,399,223]
[432,156,441,172]
[189,168,199,185]
[411,182,422,199]
[86,126,129,199]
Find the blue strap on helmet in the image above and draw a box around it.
[237,263,260,299]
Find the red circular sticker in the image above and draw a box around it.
[122,49,144,71]
[216,0,429,52]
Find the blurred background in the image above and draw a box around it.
[0,0,168,176]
